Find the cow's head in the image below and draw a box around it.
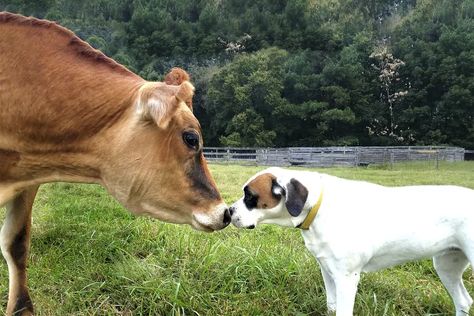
[102,68,230,232]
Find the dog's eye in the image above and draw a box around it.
[243,187,258,209]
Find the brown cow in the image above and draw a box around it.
[0,12,230,315]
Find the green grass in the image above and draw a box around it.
[1,162,474,315]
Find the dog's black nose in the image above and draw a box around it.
[229,206,235,216]
[223,208,231,226]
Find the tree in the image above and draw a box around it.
[369,46,409,142]
[205,48,288,146]
[220,109,276,147]
[2,0,472,148]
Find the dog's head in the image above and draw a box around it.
[230,168,310,229]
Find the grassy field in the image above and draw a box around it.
[1,161,474,315]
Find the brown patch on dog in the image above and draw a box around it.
[247,173,281,209]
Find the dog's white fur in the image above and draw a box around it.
[230,167,474,315]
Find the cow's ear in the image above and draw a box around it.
[164,68,194,110]
[164,67,190,85]
[284,178,308,217]
[136,82,176,129]
[174,81,195,110]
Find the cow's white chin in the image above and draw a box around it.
[190,219,215,232]
[192,203,229,232]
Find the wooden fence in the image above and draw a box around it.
[203,146,465,167]
[466,150,474,161]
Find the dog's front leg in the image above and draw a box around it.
[318,263,336,314]
[333,272,360,316]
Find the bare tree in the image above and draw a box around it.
[218,33,252,54]
[369,45,410,142]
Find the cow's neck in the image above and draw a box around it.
[0,85,143,206]
[0,15,148,203]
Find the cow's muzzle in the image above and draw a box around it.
[192,203,230,232]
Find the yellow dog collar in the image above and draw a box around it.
[299,187,323,230]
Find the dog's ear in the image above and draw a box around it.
[271,178,284,196]
[285,178,308,217]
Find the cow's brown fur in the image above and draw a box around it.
[0,12,132,75]
[0,12,141,148]
[0,12,227,314]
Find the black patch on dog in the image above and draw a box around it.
[243,186,258,210]
[285,178,308,216]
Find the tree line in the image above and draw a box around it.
[1,0,473,148]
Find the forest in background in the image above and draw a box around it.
[1,0,473,148]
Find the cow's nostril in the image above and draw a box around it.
[223,208,231,225]
[229,206,235,216]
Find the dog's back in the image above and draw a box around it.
[309,174,474,271]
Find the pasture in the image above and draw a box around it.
[1,162,474,315]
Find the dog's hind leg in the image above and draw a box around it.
[433,251,472,316]
[0,186,38,316]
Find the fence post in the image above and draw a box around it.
[436,150,439,170]
[355,147,359,167]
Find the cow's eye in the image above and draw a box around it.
[182,131,199,150]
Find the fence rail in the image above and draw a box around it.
[466,150,474,161]
[203,146,465,167]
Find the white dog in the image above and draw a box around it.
[230,167,474,316]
